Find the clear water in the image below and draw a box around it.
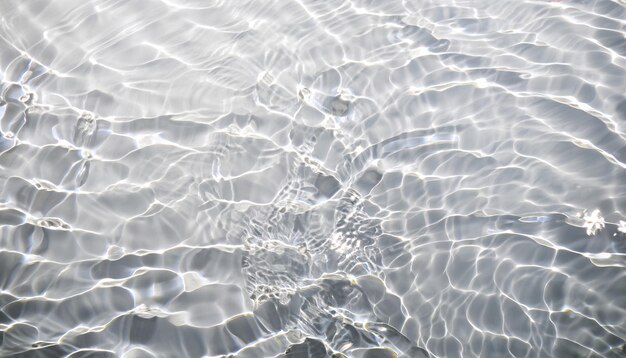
[1,0,626,357]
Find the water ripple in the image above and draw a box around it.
[1,0,626,357]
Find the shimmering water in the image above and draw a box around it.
[1,0,626,357]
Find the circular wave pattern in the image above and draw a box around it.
[1,0,626,357]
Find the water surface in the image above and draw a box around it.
[1,0,626,357]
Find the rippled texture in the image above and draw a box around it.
[1,0,626,357]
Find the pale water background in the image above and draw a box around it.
[1,0,626,357]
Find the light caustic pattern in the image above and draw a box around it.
[1,0,626,357]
